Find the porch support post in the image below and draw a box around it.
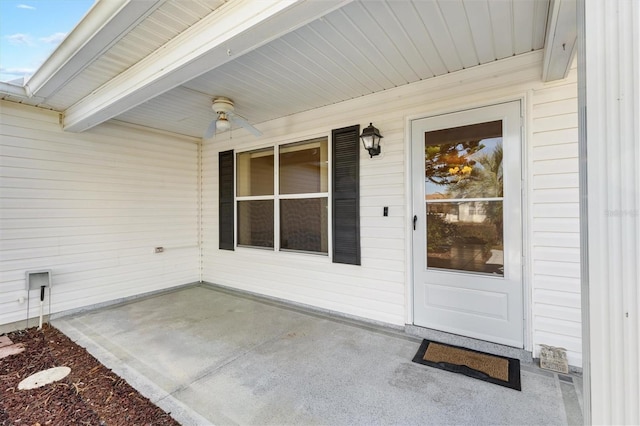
[578,0,639,424]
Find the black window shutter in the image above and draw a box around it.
[332,125,360,265]
[219,150,234,250]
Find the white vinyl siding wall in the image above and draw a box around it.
[203,50,581,366]
[530,62,582,366]
[0,101,199,326]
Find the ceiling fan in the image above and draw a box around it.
[204,96,262,138]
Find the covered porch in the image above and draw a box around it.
[1,0,638,424]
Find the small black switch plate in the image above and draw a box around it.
[383,206,388,216]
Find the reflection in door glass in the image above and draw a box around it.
[425,121,504,275]
[426,201,503,275]
[425,120,503,199]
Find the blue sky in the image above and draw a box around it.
[0,0,94,83]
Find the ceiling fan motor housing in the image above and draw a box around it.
[212,97,234,114]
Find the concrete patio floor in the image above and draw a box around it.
[53,284,583,425]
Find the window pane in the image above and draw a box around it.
[426,200,503,275]
[279,138,328,194]
[280,198,328,253]
[237,148,274,196]
[237,200,274,248]
[425,121,503,199]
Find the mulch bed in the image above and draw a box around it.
[1,325,179,425]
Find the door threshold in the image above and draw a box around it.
[405,324,532,364]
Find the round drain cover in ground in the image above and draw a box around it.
[18,366,71,390]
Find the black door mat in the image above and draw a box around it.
[412,339,521,391]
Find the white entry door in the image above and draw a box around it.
[411,101,523,347]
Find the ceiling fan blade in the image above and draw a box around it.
[228,112,262,137]
[203,119,217,139]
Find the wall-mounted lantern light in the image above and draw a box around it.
[360,122,383,158]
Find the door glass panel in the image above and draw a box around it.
[425,120,502,199]
[425,120,504,275]
[426,201,503,274]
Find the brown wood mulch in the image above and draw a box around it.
[0,325,179,426]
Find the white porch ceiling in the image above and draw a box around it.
[117,0,551,138]
[0,0,573,139]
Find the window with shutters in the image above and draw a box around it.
[220,126,359,264]
[236,138,329,254]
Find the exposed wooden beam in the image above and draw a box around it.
[26,0,166,100]
[542,0,577,82]
[63,0,351,133]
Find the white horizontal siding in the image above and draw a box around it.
[530,62,581,366]
[0,101,199,326]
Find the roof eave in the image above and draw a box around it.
[24,0,166,100]
[0,80,28,98]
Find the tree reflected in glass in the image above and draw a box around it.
[425,121,505,275]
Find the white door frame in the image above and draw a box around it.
[404,96,531,352]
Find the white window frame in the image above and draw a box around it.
[234,135,332,256]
